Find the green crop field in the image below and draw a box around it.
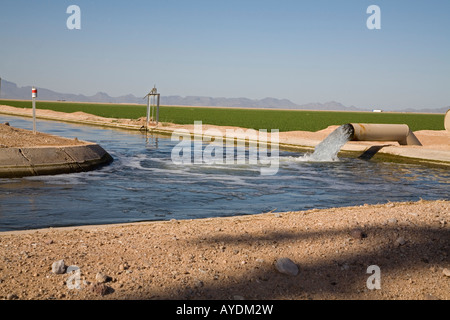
[0,99,445,132]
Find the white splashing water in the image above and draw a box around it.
[280,124,354,163]
[307,124,354,161]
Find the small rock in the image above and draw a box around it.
[194,279,204,288]
[341,264,350,271]
[350,228,365,240]
[52,260,66,274]
[395,237,406,246]
[443,268,450,277]
[90,283,112,296]
[275,258,299,276]
[7,293,18,300]
[95,272,111,283]
[387,218,398,224]
[4,122,10,126]
[233,295,245,300]
[119,262,129,271]
[386,202,395,208]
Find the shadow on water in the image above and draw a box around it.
[358,145,391,160]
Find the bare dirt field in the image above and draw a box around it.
[0,200,448,300]
[0,105,449,300]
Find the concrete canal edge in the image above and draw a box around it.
[0,143,113,178]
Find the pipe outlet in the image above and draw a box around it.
[349,123,422,146]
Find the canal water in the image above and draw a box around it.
[0,115,448,231]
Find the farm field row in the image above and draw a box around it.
[0,100,445,132]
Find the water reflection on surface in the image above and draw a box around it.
[0,115,448,231]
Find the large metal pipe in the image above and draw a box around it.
[349,123,422,146]
[445,109,450,132]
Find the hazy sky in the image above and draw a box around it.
[1,0,449,109]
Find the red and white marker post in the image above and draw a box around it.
[32,87,37,134]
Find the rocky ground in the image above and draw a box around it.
[0,122,85,148]
[0,200,448,300]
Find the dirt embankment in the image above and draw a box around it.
[0,122,85,148]
[0,200,448,300]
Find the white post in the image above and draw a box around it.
[156,94,160,126]
[151,95,155,124]
[32,87,37,134]
[146,95,150,129]
[149,95,153,125]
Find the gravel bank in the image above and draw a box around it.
[0,200,448,300]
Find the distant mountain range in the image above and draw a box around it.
[0,79,447,113]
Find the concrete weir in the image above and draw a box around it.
[0,143,113,178]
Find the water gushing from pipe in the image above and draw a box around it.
[308,124,354,161]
